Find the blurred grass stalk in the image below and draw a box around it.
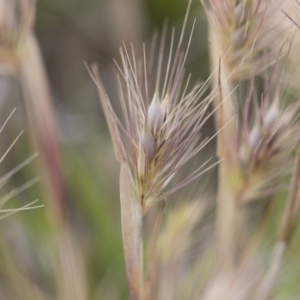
[255,147,300,299]
[206,0,300,296]
[206,0,282,271]
[19,31,66,227]
[0,0,86,299]
[206,0,244,271]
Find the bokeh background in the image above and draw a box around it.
[0,0,213,299]
[0,0,300,299]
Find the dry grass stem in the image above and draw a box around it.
[255,146,300,299]
[19,33,67,224]
[1,0,300,299]
[120,164,143,300]
[204,0,300,273]
[91,0,222,297]
[0,1,88,299]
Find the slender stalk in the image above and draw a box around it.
[278,146,300,244]
[254,241,286,300]
[255,147,300,300]
[18,33,66,225]
[209,24,240,271]
[120,164,143,300]
[145,203,165,300]
[57,226,87,300]
[17,33,87,300]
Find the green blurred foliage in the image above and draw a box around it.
[0,0,299,299]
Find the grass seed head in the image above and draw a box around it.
[147,92,165,137]
[94,7,216,212]
[204,0,283,80]
[118,41,215,211]
[0,0,35,72]
[234,77,300,203]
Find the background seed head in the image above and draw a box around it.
[235,91,299,202]
[0,0,34,48]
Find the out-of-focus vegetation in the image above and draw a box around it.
[0,0,300,299]
[0,0,211,299]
